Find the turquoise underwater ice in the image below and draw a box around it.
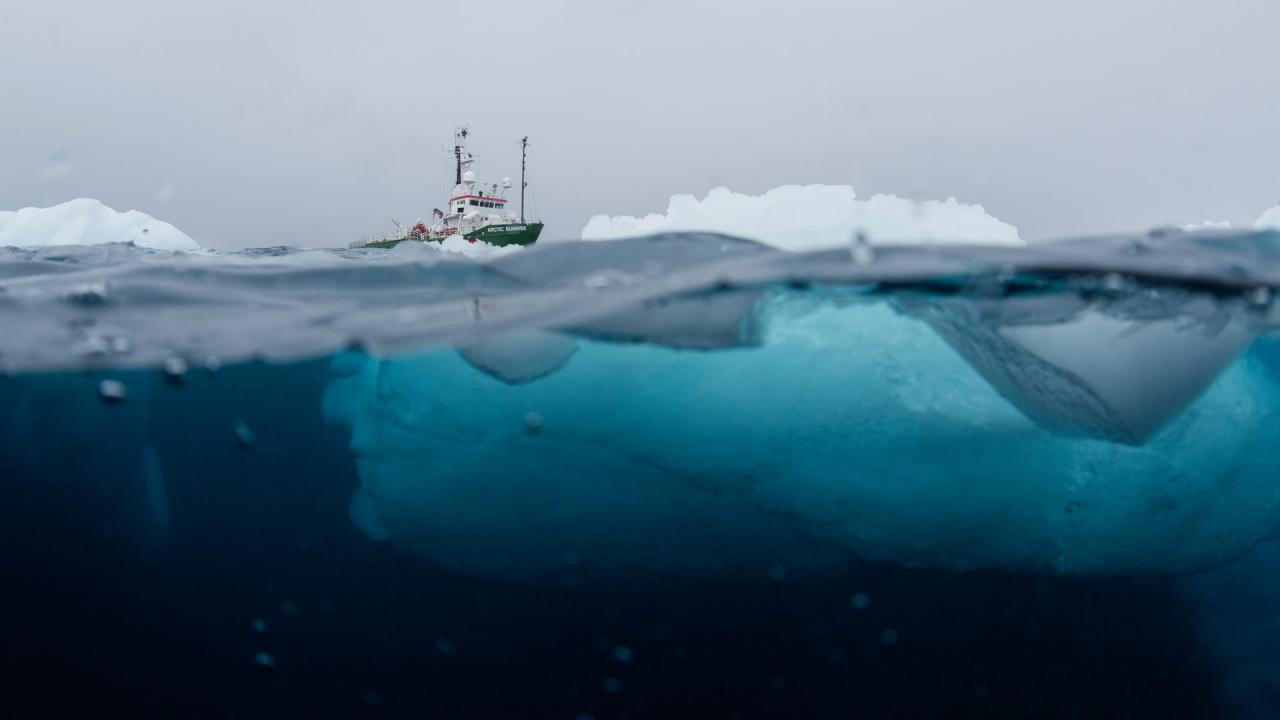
[324,291,1280,581]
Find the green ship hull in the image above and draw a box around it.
[366,222,543,250]
[467,222,543,246]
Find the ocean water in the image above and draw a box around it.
[3,231,1280,717]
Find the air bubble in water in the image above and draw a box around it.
[77,333,131,359]
[612,646,634,663]
[62,282,110,306]
[583,271,634,290]
[250,618,268,634]
[63,283,111,304]
[78,335,112,358]
[162,357,189,385]
[233,419,256,449]
[97,379,127,405]
[850,592,871,610]
[1102,273,1129,293]
[280,600,298,618]
[253,651,275,669]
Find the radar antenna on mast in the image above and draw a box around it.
[520,136,529,223]
[454,125,470,184]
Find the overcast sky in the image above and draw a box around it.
[2,0,1278,249]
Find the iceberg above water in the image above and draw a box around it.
[1255,204,1280,230]
[581,185,1022,249]
[0,198,200,251]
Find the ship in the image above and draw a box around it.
[352,126,543,249]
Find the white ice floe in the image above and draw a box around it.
[581,184,1022,250]
[0,198,200,250]
[1254,204,1280,230]
[1179,220,1233,232]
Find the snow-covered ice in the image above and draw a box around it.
[1254,204,1280,230]
[0,198,199,250]
[581,185,1022,249]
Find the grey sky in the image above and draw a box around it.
[2,0,1278,249]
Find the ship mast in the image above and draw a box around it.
[520,136,528,223]
[454,125,469,185]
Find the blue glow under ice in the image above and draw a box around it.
[323,290,1280,579]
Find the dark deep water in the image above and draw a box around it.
[0,360,1222,717]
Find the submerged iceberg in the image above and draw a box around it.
[323,280,1280,580]
[0,198,200,251]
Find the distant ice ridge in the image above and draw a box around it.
[581,184,1022,249]
[0,198,200,251]
[1180,220,1233,232]
[1178,205,1280,233]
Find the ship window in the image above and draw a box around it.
[469,200,478,206]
